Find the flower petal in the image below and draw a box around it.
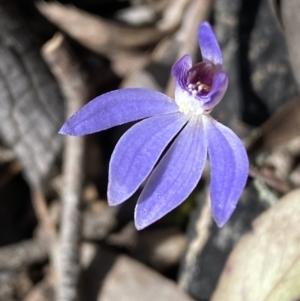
[203,116,249,227]
[172,54,192,88]
[108,112,188,206]
[198,22,223,66]
[135,115,207,230]
[201,71,228,110]
[59,88,179,135]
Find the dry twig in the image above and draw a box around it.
[36,0,190,53]
[249,166,291,194]
[31,188,57,245]
[31,186,58,284]
[42,34,87,301]
[178,191,212,290]
[0,207,117,271]
[0,237,48,270]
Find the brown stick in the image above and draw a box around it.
[31,187,57,243]
[42,33,87,301]
[0,237,48,270]
[0,206,117,271]
[36,0,190,52]
[249,166,291,194]
[31,186,58,281]
[178,190,212,289]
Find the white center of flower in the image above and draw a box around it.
[174,62,216,117]
[175,88,212,116]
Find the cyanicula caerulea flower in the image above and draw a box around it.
[60,22,249,230]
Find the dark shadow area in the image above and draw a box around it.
[80,245,119,301]
[238,0,270,126]
[0,173,36,246]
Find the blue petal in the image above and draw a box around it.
[203,116,249,227]
[108,112,188,206]
[59,88,179,135]
[201,71,228,110]
[198,22,223,66]
[172,54,192,88]
[135,116,207,230]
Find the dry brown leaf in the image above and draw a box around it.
[211,189,300,301]
[0,0,63,186]
[36,2,162,52]
[36,1,189,53]
[248,96,300,151]
[82,246,195,301]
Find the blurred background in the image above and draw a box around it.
[0,0,300,300]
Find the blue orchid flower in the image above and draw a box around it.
[60,22,249,230]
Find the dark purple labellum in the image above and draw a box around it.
[186,62,216,96]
